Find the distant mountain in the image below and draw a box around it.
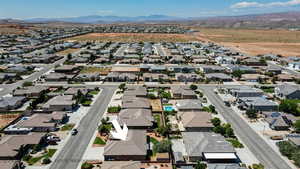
[24,15,184,23]
[184,11,300,29]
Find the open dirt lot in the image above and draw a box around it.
[194,28,300,56]
[0,114,20,129]
[65,33,198,42]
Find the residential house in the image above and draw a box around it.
[0,96,26,112]
[175,73,202,82]
[229,87,264,98]
[143,73,169,82]
[275,84,300,99]
[176,99,202,111]
[238,97,278,111]
[122,96,151,109]
[263,112,297,131]
[182,132,237,162]
[179,111,213,131]
[104,130,148,161]
[241,74,267,82]
[171,86,197,99]
[205,73,232,82]
[13,86,48,98]
[0,133,46,160]
[200,65,226,74]
[42,95,76,111]
[54,65,80,74]
[118,109,153,129]
[288,62,300,70]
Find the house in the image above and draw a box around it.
[0,160,24,169]
[171,86,197,99]
[241,74,267,82]
[106,72,137,82]
[0,96,26,112]
[229,87,264,98]
[176,99,202,111]
[44,73,69,82]
[175,73,202,82]
[288,62,300,70]
[238,97,278,111]
[287,135,300,147]
[179,111,213,131]
[118,109,153,129]
[0,73,18,82]
[200,65,226,73]
[122,96,151,109]
[276,74,296,82]
[265,65,282,75]
[123,86,147,97]
[74,73,102,82]
[182,132,237,162]
[275,84,300,99]
[12,112,67,132]
[0,133,46,160]
[150,65,167,73]
[42,95,76,111]
[205,73,232,82]
[104,130,148,161]
[226,65,257,74]
[13,86,48,98]
[143,73,169,82]
[263,112,297,131]
[242,57,266,66]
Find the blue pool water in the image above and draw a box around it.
[163,106,174,112]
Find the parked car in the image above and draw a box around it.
[71,129,78,135]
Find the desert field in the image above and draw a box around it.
[195,28,300,56]
[0,113,20,129]
[65,33,198,42]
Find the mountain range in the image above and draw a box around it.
[1,11,300,29]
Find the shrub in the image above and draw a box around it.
[211,117,221,127]
[195,161,207,169]
[81,162,94,169]
[153,140,172,153]
[246,109,258,119]
[22,81,33,87]
[279,99,300,116]
[107,106,121,113]
[190,84,198,90]
[42,157,51,164]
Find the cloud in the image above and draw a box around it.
[231,0,300,9]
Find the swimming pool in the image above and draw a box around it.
[163,105,174,112]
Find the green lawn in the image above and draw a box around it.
[261,87,275,93]
[60,124,75,131]
[26,149,57,165]
[82,100,92,106]
[88,90,100,95]
[226,138,244,148]
[93,137,106,145]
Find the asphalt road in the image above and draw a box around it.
[200,86,293,169]
[0,56,66,97]
[49,86,116,169]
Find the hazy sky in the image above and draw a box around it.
[1,0,300,19]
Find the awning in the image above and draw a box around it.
[203,153,237,160]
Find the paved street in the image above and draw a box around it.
[49,86,116,169]
[0,56,66,97]
[199,86,294,169]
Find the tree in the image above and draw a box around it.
[292,152,300,167]
[294,120,300,133]
[225,127,235,138]
[246,109,258,119]
[211,117,221,127]
[67,53,72,60]
[195,161,207,169]
[190,84,198,90]
[277,141,296,159]
[213,125,225,135]
[153,140,172,153]
[22,81,33,87]
[279,99,300,116]
[81,162,94,169]
[42,157,51,164]
[209,105,216,113]
[232,70,244,79]
[118,83,126,91]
